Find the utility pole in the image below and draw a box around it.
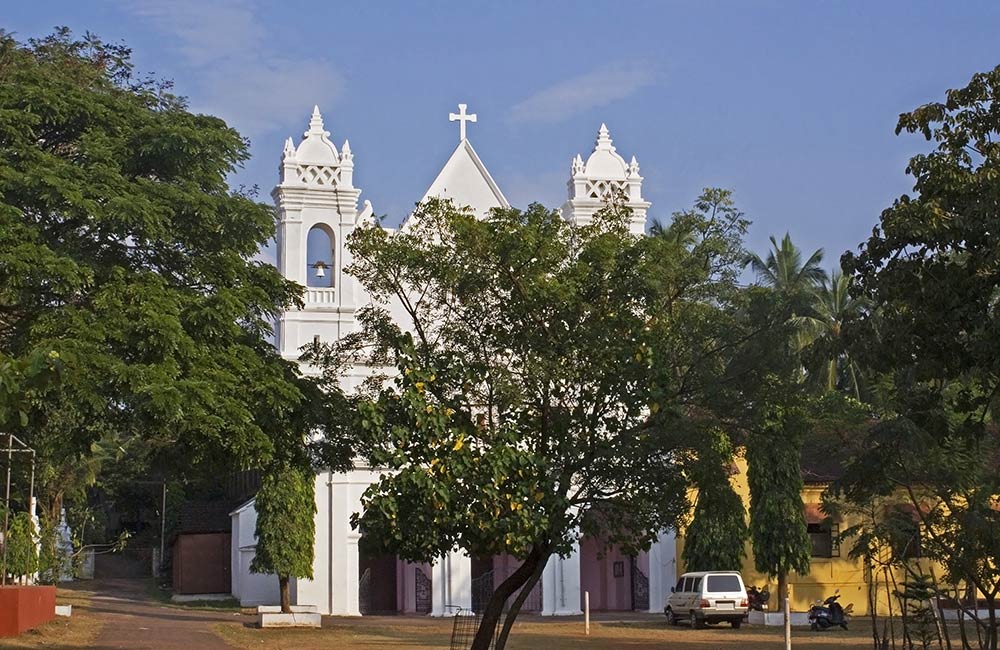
[135,479,168,576]
[159,482,166,576]
[2,433,12,586]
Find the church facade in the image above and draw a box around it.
[230,105,677,616]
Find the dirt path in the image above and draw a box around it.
[84,579,240,650]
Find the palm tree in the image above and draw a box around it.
[649,217,697,249]
[746,233,826,296]
[790,270,868,398]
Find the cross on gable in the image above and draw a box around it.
[449,103,477,142]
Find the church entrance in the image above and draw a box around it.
[579,536,650,611]
[359,537,398,614]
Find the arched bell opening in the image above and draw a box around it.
[306,224,335,287]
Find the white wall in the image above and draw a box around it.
[647,530,678,613]
[230,501,281,607]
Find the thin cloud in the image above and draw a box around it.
[125,0,340,136]
[509,63,657,125]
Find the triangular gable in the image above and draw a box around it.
[402,140,510,230]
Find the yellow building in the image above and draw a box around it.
[675,453,940,616]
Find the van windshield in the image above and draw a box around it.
[706,575,742,593]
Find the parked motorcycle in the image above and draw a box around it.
[746,585,770,612]
[808,590,854,631]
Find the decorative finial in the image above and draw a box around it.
[282,137,295,159]
[572,154,585,175]
[306,105,330,138]
[449,103,478,142]
[595,123,615,151]
[628,155,640,177]
[341,139,353,162]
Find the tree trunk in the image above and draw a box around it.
[41,492,63,531]
[279,575,291,614]
[38,492,64,584]
[470,545,545,650]
[987,593,997,650]
[777,570,792,650]
[495,553,549,650]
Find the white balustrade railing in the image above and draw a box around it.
[305,287,337,306]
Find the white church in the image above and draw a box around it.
[230,104,677,616]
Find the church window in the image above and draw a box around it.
[808,522,840,558]
[307,224,335,287]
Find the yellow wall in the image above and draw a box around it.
[675,455,942,616]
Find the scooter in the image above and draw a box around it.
[746,585,770,612]
[808,590,854,631]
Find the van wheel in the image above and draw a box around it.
[731,619,742,629]
[664,609,678,626]
[690,612,704,629]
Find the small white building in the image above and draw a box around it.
[231,105,676,616]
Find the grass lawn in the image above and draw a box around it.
[216,615,874,650]
[0,587,102,650]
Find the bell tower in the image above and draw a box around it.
[561,124,650,235]
[273,106,374,366]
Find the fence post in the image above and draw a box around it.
[784,595,792,650]
[584,590,590,636]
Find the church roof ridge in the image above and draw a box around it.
[456,138,509,208]
[400,135,509,231]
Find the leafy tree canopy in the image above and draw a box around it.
[316,189,757,649]
[681,429,747,572]
[0,29,348,537]
[837,65,1000,648]
[250,464,317,612]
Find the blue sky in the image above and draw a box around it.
[7,1,1000,268]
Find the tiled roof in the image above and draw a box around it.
[177,501,235,534]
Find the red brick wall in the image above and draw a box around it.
[172,533,231,595]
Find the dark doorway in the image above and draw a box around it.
[359,538,399,614]
[471,556,494,612]
[629,555,649,611]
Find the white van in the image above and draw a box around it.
[664,571,748,628]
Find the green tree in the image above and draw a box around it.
[0,29,342,564]
[682,430,747,572]
[745,394,812,613]
[839,64,1000,650]
[747,382,812,620]
[250,465,317,613]
[4,511,38,584]
[331,190,751,650]
[747,233,827,308]
[742,238,819,617]
[791,270,868,397]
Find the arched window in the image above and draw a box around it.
[306,224,335,288]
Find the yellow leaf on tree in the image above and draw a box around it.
[453,435,464,451]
